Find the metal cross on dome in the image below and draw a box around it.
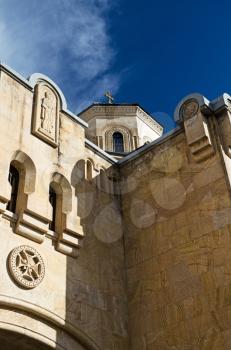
[104,91,114,104]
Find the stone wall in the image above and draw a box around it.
[0,65,128,349]
[3,62,231,349]
[120,100,231,349]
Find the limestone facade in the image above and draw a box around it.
[1,63,231,349]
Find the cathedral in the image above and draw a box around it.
[1,62,231,349]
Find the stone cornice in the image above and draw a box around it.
[136,106,163,135]
[0,61,33,91]
[80,105,138,120]
[80,104,163,135]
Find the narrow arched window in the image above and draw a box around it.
[49,185,57,231]
[113,132,124,153]
[7,164,19,213]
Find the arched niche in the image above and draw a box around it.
[29,74,65,147]
[29,73,67,110]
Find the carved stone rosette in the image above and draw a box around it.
[32,83,60,147]
[181,100,199,120]
[8,245,45,289]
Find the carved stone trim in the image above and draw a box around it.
[8,245,45,289]
[0,295,100,350]
[32,82,60,147]
[80,105,163,135]
[105,127,132,152]
[56,225,84,258]
[181,99,199,120]
[136,107,163,135]
[15,211,48,243]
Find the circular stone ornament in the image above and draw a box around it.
[181,100,199,119]
[9,245,45,289]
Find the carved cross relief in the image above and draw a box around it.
[32,83,59,147]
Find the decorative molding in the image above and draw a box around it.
[180,99,199,120]
[56,224,84,258]
[29,73,67,110]
[174,93,211,123]
[136,107,163,135]
[82,105,138,120]
[15,211,48,243]
[8,245,45,289]
[80,104,163,135]
[32,82,60,147]
[105,126,132,152]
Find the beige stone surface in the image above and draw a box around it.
[120,125,231,349]
[2,63,231,349]
[0,65,128,350]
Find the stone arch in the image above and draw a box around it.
[50,172,72,214]
[11,150,36,195]
[105,126,132,152]
[0,295,100,350]
[0,328,56,350]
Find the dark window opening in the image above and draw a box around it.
[113,132,124,153]
[6,165,19,213]
[49,186,56,231]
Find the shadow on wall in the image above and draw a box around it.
[57,160,129,349]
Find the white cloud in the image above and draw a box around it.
[0,0,120,111]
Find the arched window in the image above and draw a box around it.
[113,132,124,153]
[49,185,57,231]
[7,164,19,213]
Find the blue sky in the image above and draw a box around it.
[0,0,231,132]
